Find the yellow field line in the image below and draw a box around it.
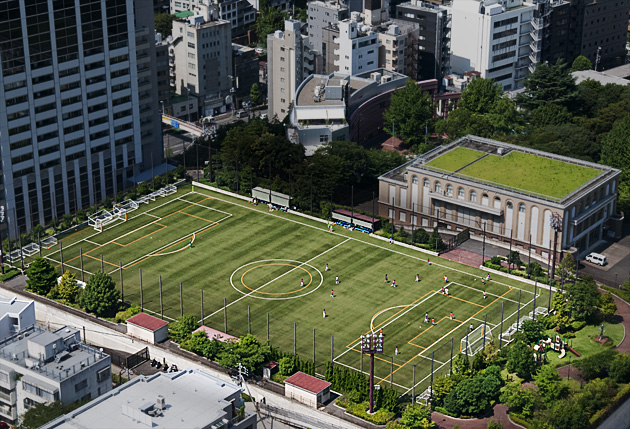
[345,347,403,367]
[84,254,119,268]
[113,223,167,247]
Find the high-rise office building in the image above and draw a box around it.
[0,0,161,237]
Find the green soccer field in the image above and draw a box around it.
[32,184,548,394]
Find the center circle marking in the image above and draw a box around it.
[230,259,324,300]
[240,263,313,295]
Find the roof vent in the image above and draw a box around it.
[156,395,166,410]
[497,147,505,155]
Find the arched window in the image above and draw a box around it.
[482,193,489,206]
[519,203,526,213]
[446,184,453,196]
[423,178,430,188]
[494,196,501,209]
[507,201,513,209]
[435,182,441,193]
[458,187,465,199]
[412,176,418,184]
[470,191,477,203]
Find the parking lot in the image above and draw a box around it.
[579,224,630,288]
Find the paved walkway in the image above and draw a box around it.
[604,288,630,354]
[431,404,524,429]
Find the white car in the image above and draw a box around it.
[585,252,607,266]
[255,48,265,55]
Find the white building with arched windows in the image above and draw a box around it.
[378,135,622,259]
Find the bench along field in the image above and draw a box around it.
[35,183,547,395]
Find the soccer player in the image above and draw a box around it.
[441,287,445,294]
[384,274,388,283]
[427,258,431,265]
[331,289,334,298]
[486,273,491,282]
[424,313,429,323]
[444,275,448,283]
[469,323,474,331]
[483,290,487,299]
[445,287,449,296]
[391,280,396,287]
[395,347,399,355]
[323,309,326,318]
[188,237,193,248]
[335,276,340,284]
[431,318,435,325]
[450,312,453,320]
[415,274,420,282]
[325,264,330,271]
[481,278,485,287]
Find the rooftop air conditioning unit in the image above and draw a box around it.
[380,75,392,84]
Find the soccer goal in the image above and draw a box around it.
[88,209,122,232]
[21,242,39,257]
[40,237,57,249]
[461,324,493,356]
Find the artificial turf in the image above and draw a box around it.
[33,183,545,393]
[425,147,485,172]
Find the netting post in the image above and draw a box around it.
[223,298,227,333]
[180,282,183,316]
[465,326,470,359]
[390,356,393,387]
[38,232,41,258]
[293,322,296,355]
[450,337,454,374]
[533,280,537,321]
[499,301,504,349]
[266,312,269,344]
[200,289,204,322]
[80,247,84,282]
[159,275,163,319]
[248,306,251,334]
[331,335,334,366]
[516,289,522,332]
[430,351,435,397]
[360,352,363,372]
[60,241,64,273]
[547,277,552,311]
[100,254,103,273]
[119,262,124,303]
[312,328,315,363]
[139,268,143,312]
[483,314,488,349]
[412,364,416,403]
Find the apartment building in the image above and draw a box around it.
[447,0,536,91]
[307,0,350,55]
[171,4,233,117]
[170,0,256,37]
[334,19,380,74]
[0,326,111,425]
[395,0,451,82]
[0,0,158,237]
[0,298,35,342]
[267,20,317,119]
[378,20,420,76]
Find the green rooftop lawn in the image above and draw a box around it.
[425,147,485,172]
[458,151,602,199]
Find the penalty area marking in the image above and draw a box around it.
[230,259,323,300]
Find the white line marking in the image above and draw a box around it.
[142,307,176,322]
[200,238,351,324]
[449,281,522,304]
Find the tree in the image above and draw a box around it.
[383,79,434,148]
[459,78,503,114]
[516,60,578,111]
[250,83,262,105]
[519,320,544,345]
[566,277,600,321]
[170,315,199,343]
[549,399,588,429]
[428,226,443,251]
[507,251,522,269]
[80,272,120,317]
[26,257,57,296]
[399,404,435,428]
[431,376,457,406]
[487,419,503,429]
[601,114,630,214]
[278,356,296,376]
[599,291,617,321]
[506,340,536,380]
[413,228,430,244]
[181,330,212,357]
[609,353,630,383]
[571,55,593,72]
[21,400,86,429]
[254,7,286,48]
[56,270,80,303]
[526,262,545,279]
[218,334,271,373]
[444,375,487,416]
[574,349,617,380]
[154,13,177,37]
[577,377,616,417]
[499,382,539,419]
[533,365,567,402]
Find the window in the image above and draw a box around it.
[423,178,429,188]
[280,88,285,93]
[519,203,526,212]
[187,31,195,38]
[319,135,329,143]
[280,57,285,62]
[434,182,441,193]
[446,185,453,196]
[411,215,417,226]
[97,367,110,382]
[400,212,406,222]
[280,67,285,72]
[187,42,195,48]
[388,208,394,218]
[412,176,418,184]
[470,191,477,203]
[458,188,464,199]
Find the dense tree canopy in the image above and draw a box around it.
[26,257,57,296]
[383,79,434,149]
[154,13,177,37]
[565,276,600,321]
[516,61,578,111]
[600,113,630,214]
[80,272,120,317]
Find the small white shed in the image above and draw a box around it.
[126,312,169,344]
[284,372,331,409]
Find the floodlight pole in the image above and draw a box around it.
[481,222,486,265]
[139,268,143,312]
[361,332,383,414]
[369,353,375,412]
[516,289,522,331]
[550,213,562,284]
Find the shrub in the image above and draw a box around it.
[490,256,503,265]
[115,305,141,323]
[571,320,587,331]
[413,228,430,244]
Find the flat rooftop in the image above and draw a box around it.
[295,73,375,107]
[44,370,243,429]
[382,136,614,202]
[0,297,32,316]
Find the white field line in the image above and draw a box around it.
[472,317,499,328]
[177,197,233,217]
[57,191,196,251]
[142,307,177,322]
[143,213,161,219]
[200,238,351,324]
[191,191,538,296]
[449,281,524,304]
[84,239,102,246]
[401,294,537,396]
[43,258,94,276]
[335,291,440,362]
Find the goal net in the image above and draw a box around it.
[461,324,493,356]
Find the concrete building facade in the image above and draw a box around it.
[170,0,256,37]
[171,4,233,118]
[378,20,420,76]
[0,0,159,237]
[334,20,380,74]
[378,136,622,258]
[267,20,317,119]
[307,0,350,55]
[0,326,111,425]
[0,298,35,342]
[447,0,536,91]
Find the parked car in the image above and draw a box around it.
[585,252,607,266]
[236,110,248,118]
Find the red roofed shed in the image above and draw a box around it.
[284,372,331,408]
[126,313,169,344]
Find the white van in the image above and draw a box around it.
[585,253,607,266]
